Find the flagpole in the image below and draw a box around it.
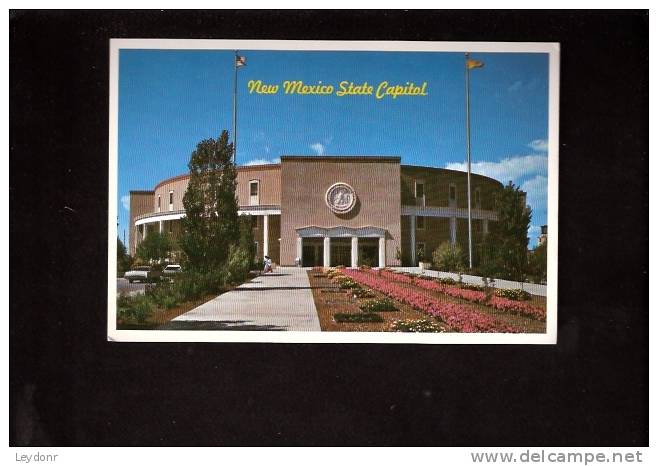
[465,52,473,270]
[232,50,238,164]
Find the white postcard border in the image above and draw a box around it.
[108,39,559,344]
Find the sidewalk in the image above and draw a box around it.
[163,267,321,331]
[392,267,547,297]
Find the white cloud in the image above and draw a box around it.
[310,143,325,156]
[527,224,543,246]
[445,154,547,185]
[242,158,280,166]
[121,195,130,211]
[521,175,548,215]
[527,139,548,152]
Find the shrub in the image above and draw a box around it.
[459,283,485,292]
[117,294,154,325]
[147,282,180,309]
[494,288,531,301]
[352,288,376,299]
[360,298,398,312]
[333,276,360,289]
[334,313,384,323]
[390,319,445,333]
[226,245,251,285]
[436,277,457,285]
[432,242,465,272]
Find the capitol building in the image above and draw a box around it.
[129,155,503,267]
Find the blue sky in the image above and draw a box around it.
[118,49,549,247]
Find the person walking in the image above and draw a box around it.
[263,255,272,274]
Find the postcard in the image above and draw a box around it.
[108,39,559,344]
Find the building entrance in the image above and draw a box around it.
[301,238,323,267]
[330,238,351,267]
[358,238,379,267]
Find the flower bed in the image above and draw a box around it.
[494,288,531,301]
[334,312,384,323]
[373,269,546,322]
[342,269,518,333]
[359,298,398,313]
[390,319,445,333]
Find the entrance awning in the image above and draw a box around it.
[296,225,386,238]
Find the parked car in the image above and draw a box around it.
[124,266,162,283]
[162,264,182,279]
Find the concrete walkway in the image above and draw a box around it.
[165,267,321,331]
[392,267,547,297]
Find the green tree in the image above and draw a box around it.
[238,216,257,265]
[480,181,532,281]
[179,131,240,272]
[136,231,173,264]
[528,241,547,284]
[117,238,133,274]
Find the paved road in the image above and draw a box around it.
[165,267,321,331]
[116,278,147,296]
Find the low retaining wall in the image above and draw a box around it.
[391,267,547,297]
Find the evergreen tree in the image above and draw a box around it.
[528,241,547,284]
[238,216,257,265]
[180,131,240,272]
[480,181,532,281]
[117,237,132,274]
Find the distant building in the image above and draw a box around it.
[129,156,504,267]
[538,224,548,246]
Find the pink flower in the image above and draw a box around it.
[372,269,546,322]
[343,269,518,333]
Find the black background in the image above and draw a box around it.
[10,11,648,446]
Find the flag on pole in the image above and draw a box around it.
[466,58,484,70]
[235,55,246,67]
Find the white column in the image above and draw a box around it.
[296,236,303,266]
[351,236,358,268]
[482,218,489,235]
[378,237,386,268]
[323,237,331,268]
[159,221,163,234]
[450,217,457,245]
[263,214,269,257]
[143,224,147,240]
[410,215,416,265]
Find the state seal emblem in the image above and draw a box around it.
[325,182,357,214]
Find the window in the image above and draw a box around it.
[415,181,424,198]
[416,216,425,230]
[168,221,173,234]
[168,191,174,211]
[449,184,457,206]
[474,187,481,207]
[249,180,260,206]
[157,195,161,212]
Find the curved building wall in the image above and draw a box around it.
[130,158,504,267]
[151,164,282,212]
[236,164,281,206]
[400,165,503,265]
[401,165,502,210]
